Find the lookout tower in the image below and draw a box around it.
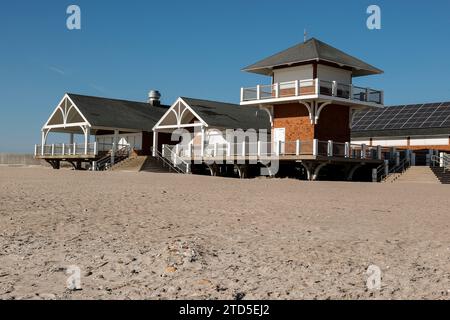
[240,38,384,145]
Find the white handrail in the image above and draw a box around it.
[241,78,383,104]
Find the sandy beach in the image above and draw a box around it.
[0,166,449,300]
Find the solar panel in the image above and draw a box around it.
[352,102,450,131]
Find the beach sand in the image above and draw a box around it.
[0,167,449,300]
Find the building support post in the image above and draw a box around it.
[361,144,367,159]
[376,145,382,160]
[296,140,300,156]
[152,130,158,157]
[41,130,46,156]
[372,168,378,182]
[84,126,90,155]
[345,142,350,158]
[312,139,319,157]
[200,127,205,158]
[112,129,119,165]
[327,140,333,157]
[384,160,389,177]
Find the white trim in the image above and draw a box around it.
[42,94,92,130]
[43,122,89,130]
[153,97,208,130]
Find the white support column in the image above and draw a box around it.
[200,127,205,158]
[275,141,280,156]
[214,143,218,157]
[94,142,98,156]
[41,131,46,155]
[257,141,262,157]
[69,133,74,145]
[240,88,244,102]
[274,83,280,98]
[112,129,119,164]
[327,140,333,157]
[296,140,300,156]
[152,131,158,157]
[73,142,76,155]
[62,143,65,156]
[188,143,193,158]
[361,144,367,159]
[84,126,91,155]
[256,85,261,100]
[34,144,38,157]
[312,139,319,157]
[377,145,382,160]
[241,142,246,157]
[332,81,337,96]
[440,152,445,168]
[227,142,231,157]
[345,142,350,158]
[51,144,55,156]
[295,80,299,96]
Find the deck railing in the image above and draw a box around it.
[35,142,98,157]
[166,140,387,161]
[241,78,383,105]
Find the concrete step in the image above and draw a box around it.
[430,167,450,184]
[394,166,440,184]
[139,157,172,173]
[112,156,147,172]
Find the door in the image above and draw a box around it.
[274,128,285,154]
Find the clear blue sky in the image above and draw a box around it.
[1,0,450,152]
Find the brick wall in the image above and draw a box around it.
[273,103,315,141]
[273,103,350,143]
[314,104,350,143]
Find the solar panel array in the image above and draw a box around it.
[352,102,450,131]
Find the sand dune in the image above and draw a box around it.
[0,167,449,300]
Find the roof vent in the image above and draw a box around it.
[148,90,161,107]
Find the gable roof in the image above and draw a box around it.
[180,97,271,130]
[67,93,169,131]
[352,101,450,137]
[242,38,383,77]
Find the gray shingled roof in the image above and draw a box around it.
[181,97,271,130]
[243,38,383,77]
[68,93,169,131]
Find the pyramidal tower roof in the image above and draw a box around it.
[242,38,383,77]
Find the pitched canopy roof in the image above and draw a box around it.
[67,93,170,131]
[154,97,271,131]
[181,97,271,130]
[352,101,450,137]
[242,38,383,77]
